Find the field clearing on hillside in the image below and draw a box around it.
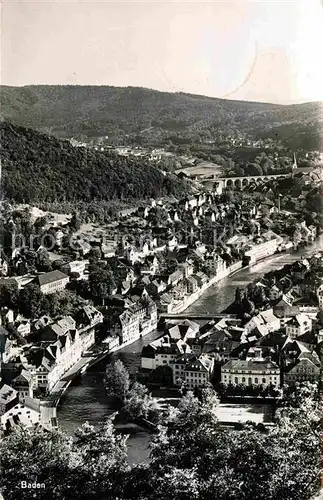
[175,162,222,178]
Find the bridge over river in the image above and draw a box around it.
[160,313,237,320]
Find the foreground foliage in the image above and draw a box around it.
[0,383,320,500]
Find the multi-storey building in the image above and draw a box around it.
[0,384,18,416]
[285,314,312,339]
[141,337,187,370]
[61,260,89,279]
[113,297,158,345]
[12,370,35,402]
[172,353,197,386]
[14,315,31,337]
[184,355,214,389]
[221,359,280,388]
[284,358,320,384]
[316,282,323,309]
[1,396,42,430]
[37,270,69,295]
[171,353,214,388]
[20,307,102,392]
[244,239,278,265]
[203,253,226,276]
[186,276,199,294]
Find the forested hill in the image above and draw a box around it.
[1,85,322,149]
[0,122,190,203]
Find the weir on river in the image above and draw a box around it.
[57,235,323,463]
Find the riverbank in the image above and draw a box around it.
[42,261,247,426]
[168,261,243,314]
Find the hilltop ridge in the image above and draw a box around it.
[1,85,322,149]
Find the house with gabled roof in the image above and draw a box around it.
[186,275,199,294]
[0,326,12,363]
[170,351,214,388]
[75,305,103,329]
[14,314,31,338]
[12,369,35,402]
[285,313,312,339]
[273,293,298,319]
[158,293,175,313]
[168,281,186,301]
[147,278,167,296]
[141,336,189,370]
[171,353,197,386]
[0,307,14,326]
[201,331,241,362]
[0,384,19,416]
[269,284,283,302]
[184,355,214,389]
[166,320,200,342]
[284,356,320,385]
[1,396,42,431]
[113,294,157,345]
[140,255,159,276]
[168,270,183,286]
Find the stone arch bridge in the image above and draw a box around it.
[217,174,289,189]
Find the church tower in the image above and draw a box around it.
[292,153,298,170]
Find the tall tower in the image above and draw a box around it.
[292,153,298,170]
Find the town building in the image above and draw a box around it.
[1,396,42,430]
[184,355,214,389]
[284,357,320,384]
[0,384,19,416]
[221,359,280,388]
[316,282,323,309]
[0,327,12,363]
[113,297,158,345]
[37,270,69,295]
[61,260,89,279]
[20,307,102,392]
[12,370,35,402]
[14,315,31,337]
[269,284,283,301]
[186,275,199,294]
[141,336,188,370]
[244,238,278,265]
[285,314,312,339]
[171,353,214,388]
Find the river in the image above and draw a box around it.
[57,235,323,463]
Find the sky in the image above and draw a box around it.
[1,0,323,104]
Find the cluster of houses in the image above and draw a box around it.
[0,184,321,431]
[141,307,320,391]
[0,304,103,430]
[140,253,323,392]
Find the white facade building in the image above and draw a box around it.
[285,314,312,339]
[245,239,278,265]
[221,359,280,388]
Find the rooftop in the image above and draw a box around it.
[37,270,69,286]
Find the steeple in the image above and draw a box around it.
[292,153,297,170]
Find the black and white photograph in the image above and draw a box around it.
[0,0,323,499]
